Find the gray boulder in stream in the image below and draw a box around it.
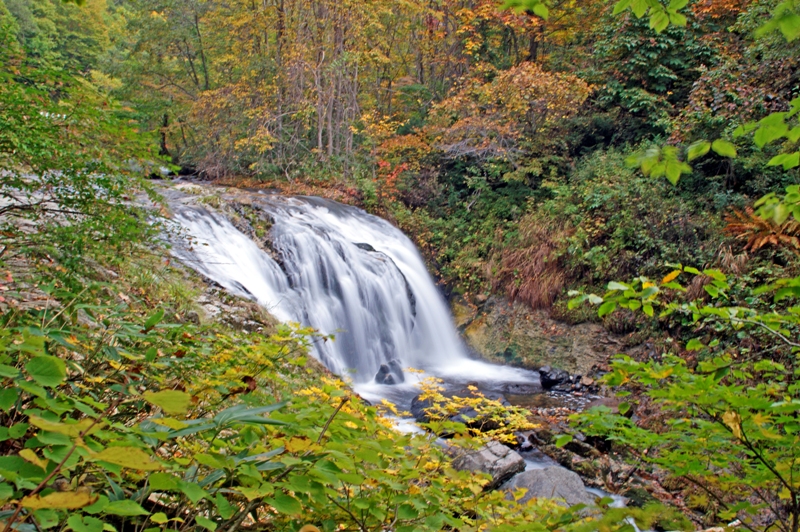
[452,441,525,490]
[374,359,405,384]
[504,466,596,506]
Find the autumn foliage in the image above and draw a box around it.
[725,207,800,253]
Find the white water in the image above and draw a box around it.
[168,192,539,396]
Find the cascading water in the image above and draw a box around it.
[167,188,539,403]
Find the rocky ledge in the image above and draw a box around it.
[451,294,626,375]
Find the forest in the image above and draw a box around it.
[1,0,800,530]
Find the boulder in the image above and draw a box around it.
[504,467,596,507]
[374,364,391,384]
[564,438,601,459]
[354,243,377,252]
[538,366,569,389]
[373,359,405,384]
[452,441,526,490]
[388,359,405,383]
[410,394,433,422]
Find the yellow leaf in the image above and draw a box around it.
[661,270,681,284]
[238,484,273,501]
[29,416,103,438]
[151,418,188,430]
[752,412,771,426]
[18,449,47,470]
[143,390,191,416]
[722,411,743,440]
[91,447,163,471]
[759,427,784,440]
[21,491,97,510]
[284,437,311,453]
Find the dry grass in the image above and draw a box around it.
[491,216,571,309]
[685,274,713,302]
[717,244,749,275]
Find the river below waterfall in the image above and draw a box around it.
[163,184,541,408]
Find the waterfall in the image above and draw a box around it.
[168,190,539,399]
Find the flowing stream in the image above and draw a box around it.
[166,188,539,405]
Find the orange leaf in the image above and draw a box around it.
[661,270,681,284]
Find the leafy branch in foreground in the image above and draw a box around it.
[570,267,800,530]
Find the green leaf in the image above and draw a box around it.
[711,139,737,158]
[215,494,235,520]
[598,301,617,317]
[179,481,208,504]
[608,281,630,291]
[650,10,669,32]
[25,356,66,387]
[266,493,302,516]
[195,516,217,532]
[613,0,632,15]
[67,515,104,532]
[398,504,417,520]
[631,0,648,18]
[0,389,17,413]
[143,390,191,416]
[686,339,705,351]
[768,152,800,170]
[687,140,711,162]
[144,308,165,331]
[778,12,800,41]
[0,364,19,378]
[554,434,573,448]
[618,402,631,415]
[36,431,72,446]
[642,304,654,317]
[668,11,687,26]
[150,513,169,524]
[18,333,46,356]
[9,423,29,439]
[664,160,682,185]
[103,500,149,516]
[714,366,730,382]
[0,482,14,502]
[149,472,180,491]
[532,3,549,19]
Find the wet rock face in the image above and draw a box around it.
[452,294,623,375]
[504,467,596,507]
[452,441,526,490]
